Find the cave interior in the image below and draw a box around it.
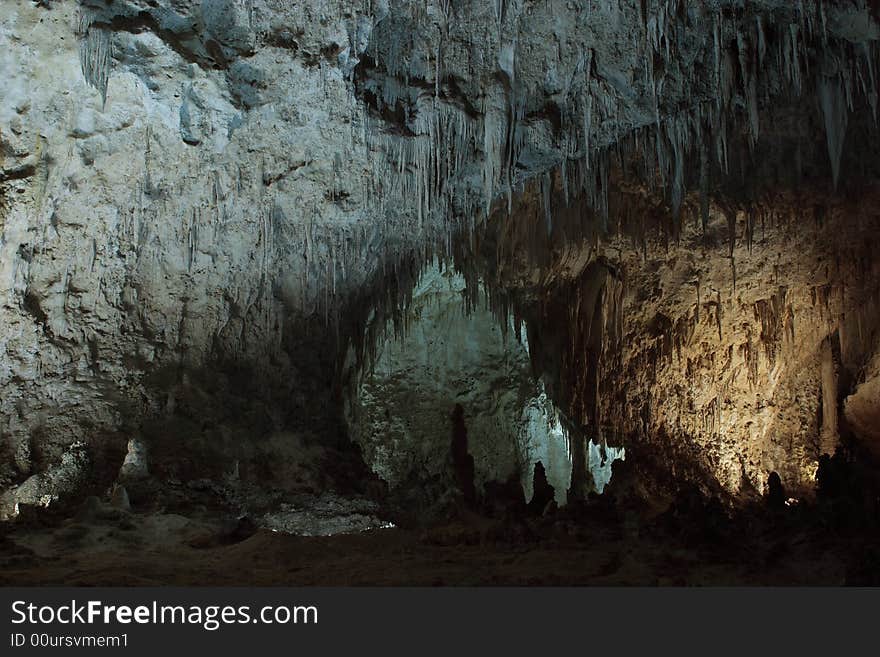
[1,0,880,585]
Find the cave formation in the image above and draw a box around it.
[1,0,879,585]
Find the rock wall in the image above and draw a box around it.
[1,1,879,512]
[347,263,578,504]
[469,181,880,499]
[1,0,396,511]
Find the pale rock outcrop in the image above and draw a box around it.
[347,263,590,503]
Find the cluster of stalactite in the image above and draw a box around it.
[355,0,880,240]
[68,1,880,499]
[347,3,880,393]
[458,175,880,495]
[72,1,880,386]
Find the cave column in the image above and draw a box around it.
[819,333,841,456]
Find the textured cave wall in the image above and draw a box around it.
[465,178,880,500]
[346,263,577,504]
[347,264,535,491]
[1,0,879,513]
[845,347,880,458]
[0,0,392,512]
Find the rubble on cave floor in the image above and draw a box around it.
[260,492,395,536]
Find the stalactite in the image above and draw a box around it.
[731,256,736,293]
[726,206,736,258]
[542,171,553,235]
[818,73,849,190]
[76,10,112,107]
[338,0,879,410]
[699,138,710,232]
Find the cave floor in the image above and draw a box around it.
[1,503,874,586]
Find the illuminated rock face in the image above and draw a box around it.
[347,262,630,504]
[469,185,880,499]
[347,265,535,493]
[1,1,879,510]
[348,264,587,504]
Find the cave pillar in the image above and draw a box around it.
[819,333,841,457]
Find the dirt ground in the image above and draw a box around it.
[1,498,876,586]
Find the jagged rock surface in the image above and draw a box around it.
[1,0,879,512]
[467,183,880,498]
[346,263,577,503]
